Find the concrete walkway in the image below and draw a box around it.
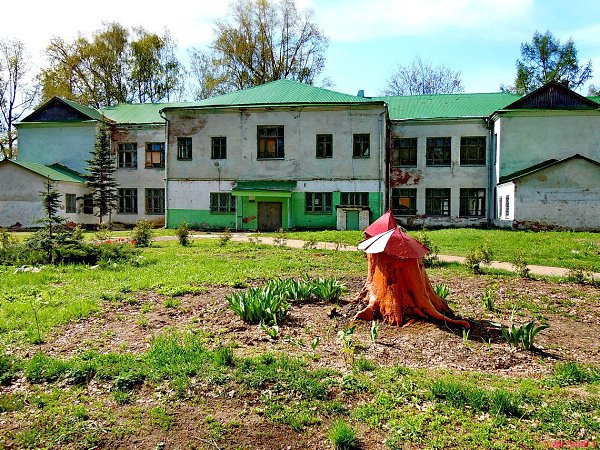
[171,232,599,280]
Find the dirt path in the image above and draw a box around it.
[155,233,600,280]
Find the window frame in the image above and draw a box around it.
[145,188,165,215]
[117,188,138,214]
[426,137,451,166]
[391,138,417,167]
[305,192,333,214]
[498,197,503,219]
[257,126,284,159]
[460,136,486,166]
[459,188,486,217]
[505,194,510,218]
[177,137,193,161]
[211,136,227,160]
[83,195,94,215]
[391,188,417,216]
[210,192,236,214]
[65,193,77,213]
[352,133,370,158]
[145,142,165,168]
[117,142,137,169]
[316,134,333,158]
[340,192,369,208]
[425,188,451,216]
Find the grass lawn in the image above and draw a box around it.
[271,229,600,271]
[0,239,599,449]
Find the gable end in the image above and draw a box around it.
[21,98,99,123]
[504,82,599,110]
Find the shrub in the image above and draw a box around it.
[512,252,531,278]
[328,420,359,450]
[465,241,494,274]
[132,219,154,247]
[219,227,232,246]
[176,220,191,246]
[415,228,439,267]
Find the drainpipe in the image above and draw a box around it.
[378,108,387,217]
[159,109,169,228]
[485,117,494,227]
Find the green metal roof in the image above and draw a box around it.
[163,80,380,111]
[232,180,297,192]
[101,102,196,124]
[376,92,520,121]
[6,160,87,183]
[589,96,600,105]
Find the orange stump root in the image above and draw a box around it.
[355,254,469,328]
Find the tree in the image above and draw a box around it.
[354,211,469,328]
[382,57,464,96]
[0,38,38,159]
[189,0,328,99]
[514,30,592,95]
[86,125,117,224]
[39,178,64,238]
[39,22,184,108]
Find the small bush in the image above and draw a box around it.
[328,420,359,450]
[132,219,154,247]
[176,220,191,246]
[433,283,450,300]
[94,223,112,241]
[465,242,494,274]
[512,252,530,278]
[415,228,439,267]
[219,228,232,246]
[566,266,594,285]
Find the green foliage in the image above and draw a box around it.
[219,227,232,246]
[501,321,549,350]
[132,219,154,247]
[465,242,494,274]
[0,354,20,385]
[549,362,600,387]
[369,320,380,343]
[328,420,359,450]
[261,322,280,340]
[512,252,531,278]
[566,266,595,285]
[481,284,498,312]
[337,325,357,354]
[415,228,440,267]
[226,285,290,325]
[433,283,450,300]
[175,220,191,246]
[37,179,64,238]
[86,125,117,223]
[514,30,592,95]
[311,277,347,302]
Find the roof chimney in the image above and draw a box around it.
[357,90,365,98]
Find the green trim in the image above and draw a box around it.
[231,190,292,198]
[232,180,297,192]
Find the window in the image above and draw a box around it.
[210,193,236,213]
[145,188,165,215]
[257,126,284,159]
[83,195,94,215]
[145,143,165,168]
[118,188,138,214]
[460,137,486,165]
[177,137,192,160]
[425,188,451,216]
[305,192,332,213]
[505,194,510,218]
[316,134,333,158]
[426,137,451,166]
[353,134,370,158]
[340,192,369,207]
[118,143,137,168]
[459,188,486,217]
[391,138,417,167]
[65,194,77,213]
[391,188,417,215]
[211,137,227,159]
[498,197,503,219]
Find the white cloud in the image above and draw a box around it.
[308,0,535,42]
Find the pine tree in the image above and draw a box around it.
[39,177,64,237]
[87,124,117,224]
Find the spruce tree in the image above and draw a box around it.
[39,177,63,238]
[87,124,117,224]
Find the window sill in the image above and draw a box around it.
[257,157,285,161]
[145,166,165,169]
[459,164,486,167]
[118,167,138,170]
[305,211,333,215]
[145,212,165,215]
[352,156,370,159]
[391,164,417,168]
[316,156,333,159]
[425,164,451,167]
[210,211,236,215]
[177,158,193,161]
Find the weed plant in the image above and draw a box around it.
[328,420,359,450]
[549,362,600,387]
[433,283,450,300]
[512,252,531,278]
[481,284,498,311]
[415,228,440,267]
[219,228,232,246]
[465,242,494,274]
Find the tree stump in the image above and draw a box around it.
[354,211,469,329]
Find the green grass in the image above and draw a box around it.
[270,229,600,271]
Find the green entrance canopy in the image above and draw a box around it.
[231,180,297,198]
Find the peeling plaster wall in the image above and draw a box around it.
[389,119,490,227]
[511,159,600,230]
[16,122,98,173]
[0,163,95,227]
[112,124,166,224]
[495,111,600,179]
[164,106,385,184]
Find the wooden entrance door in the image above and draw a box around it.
[258,202,283,231]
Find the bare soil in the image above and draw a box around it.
[9,274,600,449]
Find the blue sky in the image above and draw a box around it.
[3,0,600,98]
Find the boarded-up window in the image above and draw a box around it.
[257,126,284,159]
[391,188,417,215]
[145,143,165,168]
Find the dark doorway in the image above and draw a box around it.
[258,202,283,231]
